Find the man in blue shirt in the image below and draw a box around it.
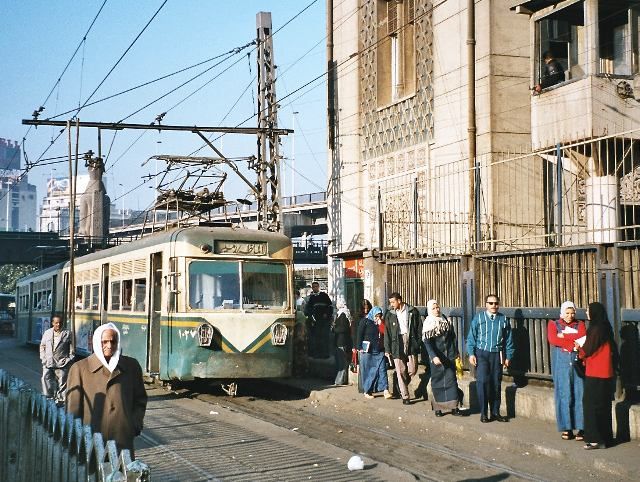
[467,294,514,423]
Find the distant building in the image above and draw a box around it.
[0,138,37,231]
[0,138,21,172]
[38,175,92,234]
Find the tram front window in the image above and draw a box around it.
[242,262,287,310]
[189,260,240,310]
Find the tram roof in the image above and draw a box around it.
[74,226,290,266]
[17,227,291,284]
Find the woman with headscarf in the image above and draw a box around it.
[357,306,391,399]
[548,301,586,440]
[422,299,461,416]
[577,302,618,449]
[333,298,353,385]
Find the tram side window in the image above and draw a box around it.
[75,286,83,309]
[91,284,99,310]
[189,260,240,310]
[83,285,91,310]
[111,281,121,310]
[134,278,146,311]
[122,280,133,310]
[242,262,287,309]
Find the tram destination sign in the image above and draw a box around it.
[214,240,268,256]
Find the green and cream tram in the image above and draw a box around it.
[16,227,294,383]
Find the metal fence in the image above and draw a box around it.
[387,243,640,384]
[377,129,640,258]
[0,369,149,482]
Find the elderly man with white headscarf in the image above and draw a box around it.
[66,323,147,457]
[547,300,586,441]
[422,300,462,416]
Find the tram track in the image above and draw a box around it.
[178,380,549,482]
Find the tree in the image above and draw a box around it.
[0,265,37,294]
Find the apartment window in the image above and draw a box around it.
[377,0,416,106]
[535,1,585,87]
[599,3,640,76]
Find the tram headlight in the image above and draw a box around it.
[198,323,214,347]
[270,322,288,346]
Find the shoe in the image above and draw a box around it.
[561,431,574,440]
[451,408,462,416]
[402,399,411,405]
[383,389,393,399]
[583,443,605,450]
[493,415,509,422]
[364,393,374,399]
[480,415,490,423]
[435,410,443,417]
[575,430,584,441]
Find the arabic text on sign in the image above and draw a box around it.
[215,241,268,256]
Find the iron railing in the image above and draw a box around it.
[377,129,640,258]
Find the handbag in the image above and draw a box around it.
[572,350,585,378]
[350,350,358,373]
[455,356,464,379]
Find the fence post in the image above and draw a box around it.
[597,244,623,398]
[4,377,25,482]
[461,256,475,373]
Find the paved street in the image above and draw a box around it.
[2,334,638,481]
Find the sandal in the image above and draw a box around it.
[575,430,584,441]
[561,431,574,440]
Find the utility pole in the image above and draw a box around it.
[256,11,282,232]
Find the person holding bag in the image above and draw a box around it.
[577,302,618,450]
[357,306,391,399]
[423,300,462,417]
[547,301,586,441]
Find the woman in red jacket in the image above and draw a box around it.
[578,302,618,450]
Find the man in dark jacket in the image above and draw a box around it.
[66,323,147,458]
[384,292,422,404]
[304,282,333,358]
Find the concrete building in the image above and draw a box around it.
[38,175,91,234]
[0,138,37,232]
[327,0,640,311]
[327,0,532,305]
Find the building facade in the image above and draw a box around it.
[328,0,532,305]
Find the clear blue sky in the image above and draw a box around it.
[0,0,328,213]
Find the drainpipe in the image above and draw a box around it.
[327,0,335,152]
[467,0,478,250]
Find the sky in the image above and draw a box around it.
[0,0,328,214]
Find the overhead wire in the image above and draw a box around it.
[73,0,169,117]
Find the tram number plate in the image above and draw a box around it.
[214,240,268,256]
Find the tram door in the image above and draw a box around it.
[101,263,109,325]
[147,252,163,375]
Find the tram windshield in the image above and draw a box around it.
[188,260,288,311]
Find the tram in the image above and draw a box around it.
[0,293,16,335]
[15,226,294,387]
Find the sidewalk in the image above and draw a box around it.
[278,358,640,479]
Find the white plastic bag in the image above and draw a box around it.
[347,455,364,471]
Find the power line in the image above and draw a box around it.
[74,0,169,117]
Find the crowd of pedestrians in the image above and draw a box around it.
[294,286,620,451]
